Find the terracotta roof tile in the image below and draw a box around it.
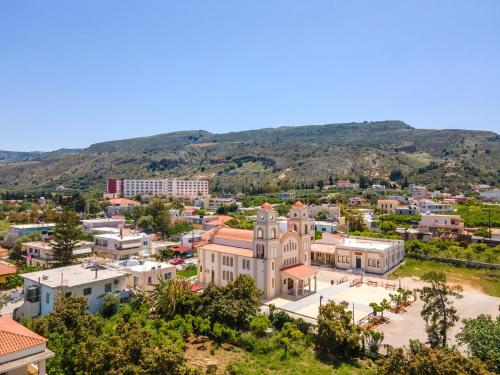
[0,317,47,356]
[108,198,140,206]
[281,264,318,278]
[293,201,305,208]
[202,243,253,257]
[0,263,16,276]
[260,202,273,210]
[214,227,254,242]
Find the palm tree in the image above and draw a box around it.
[379,298,391,318]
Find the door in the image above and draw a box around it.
[356,257,362,269]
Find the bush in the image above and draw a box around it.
[238,332,257,351]
[99,293,119,317]
[250,315,271,337]
[212,323,237,345]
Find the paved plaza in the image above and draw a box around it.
[266,268,397,323]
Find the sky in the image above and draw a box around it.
[1,1,499,151]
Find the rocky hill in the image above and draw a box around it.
[0,121,498,193]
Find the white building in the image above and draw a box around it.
[314,221,337,234]
[16,263,130,319]
[116,259,176,291]
[418,199,454,214]
[479,190,500,202]
[0,317,54,375]
[106,178,210,199]
[21,241,93,268]
[419,214,464,233]
[81,218,125,232]
[181,230,207,248]
[308,204,341,221]
[311,234,405,274]
[93,231,152,260]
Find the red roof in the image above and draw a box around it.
[293,201,305,208]
[261,202,273,210]
[214,227,254,242]
[281,264,318,279]
[0,263,16,276]
[171,245,191,253]
[108,198,140,206]
[0,317,47,356]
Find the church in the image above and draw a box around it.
[197,202,318,299]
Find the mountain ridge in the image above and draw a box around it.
[0,120,498,193]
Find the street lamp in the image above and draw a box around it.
[319,295,323,307]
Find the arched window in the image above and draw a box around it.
[304,224,308,234]
[257,228,263,239]
[271,228,276,239]
[292,224,297,232]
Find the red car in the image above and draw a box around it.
[170,258,185,265]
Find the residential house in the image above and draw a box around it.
[395,205,419,216]
[117,260,176,291]
[2,224,56,247]
[16,263,130,319]
[348,196,367,207]
[377,199,400,214]
[419,214,464,234]
[21,241,93,268]
[105,198,140,217]
[0,317,54,375]
[93,231,152,260]
[0,263,16,287]
[81,218,125,232]
[411,185,429,200]
[418,199,454,214]
[336,180,359,188]
[309,204,342,220]
[181,230,207,248]
[314,221,337,234]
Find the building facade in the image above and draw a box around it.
[197,202,318,299]
[22,241,93,268]
[93,231,152,260]
[419,214,464,233]
[106,178,209,199]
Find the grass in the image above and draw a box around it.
[390,258,500,297]
[177,266,197,278]
[227,348,376,375]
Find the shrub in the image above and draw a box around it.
[100,293,120,318]
[250,315,271,337]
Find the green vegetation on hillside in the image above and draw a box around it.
[1,121,498,194]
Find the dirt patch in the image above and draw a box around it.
[185,336,246,374]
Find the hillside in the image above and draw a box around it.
[0,121,498,194]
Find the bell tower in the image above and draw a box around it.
[287,201,313,265]
[254,203,279,260]
[254,203,280,298]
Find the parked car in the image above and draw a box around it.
[180,251,193,259]
[170,258,185,265]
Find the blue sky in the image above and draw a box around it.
[1,1,499,151]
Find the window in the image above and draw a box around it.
[147,276,153,284]
[230,272,234,281]
[377,260,381,268]
[230,257,233,267]
[26,286,40,303]
[272,262,274,270]
[105,283,112,293]
[65,292,72,298]
[83,287,92,296]
[211,253,215,263]
[164,272,172,280]
[45,292,50,304]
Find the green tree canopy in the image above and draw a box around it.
[51,206,83,266]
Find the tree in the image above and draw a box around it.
[150,278,199,320]
[389,287,413,309]
[250,315,271,337]
[362,330,384,355]
[316,300,362,359]
[0,290,8,310]
[346,209,366,232]
[369,298,390,318]
[276,322,303,357]
[418,272,463,348]
[377,340,489,375]
[136,215,154,232]
[456,314,500,373]
[200,275,261,330]
[51,206,83,266]
[99,293,120,318]
[145,199,171,238]
[379,221,397,234]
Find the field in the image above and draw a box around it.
[185,337,376,375]
[177,265,197,278]
[390,258,500,297]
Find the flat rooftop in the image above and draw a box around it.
[81,218,124,224]
[340,237,395,251]
[22,264,129,288]
[94,232,147,241]
[11,223,55,229]
[119,260,174,272]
